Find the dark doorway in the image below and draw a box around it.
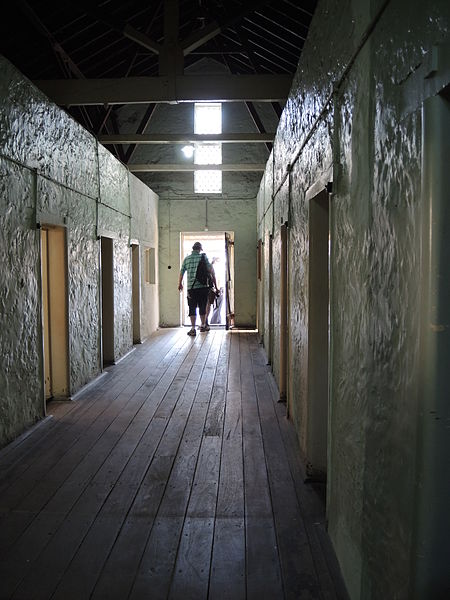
[307,188,330,477]
[101,237,114,366]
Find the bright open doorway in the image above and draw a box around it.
[180,232,233,327]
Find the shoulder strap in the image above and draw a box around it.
[190,253,203,290]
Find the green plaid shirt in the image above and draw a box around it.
[180,251,211,289]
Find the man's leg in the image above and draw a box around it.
[198,288,209,331]
[187,293,197,335]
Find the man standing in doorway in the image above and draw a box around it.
[178,241,216,336]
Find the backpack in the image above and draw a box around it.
[194,253,210,287]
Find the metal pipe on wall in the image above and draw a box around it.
[279,222,288,402]
[413,90,450,598]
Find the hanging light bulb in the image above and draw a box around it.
[181,145,194,158]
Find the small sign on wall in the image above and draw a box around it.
[145,247,156,284]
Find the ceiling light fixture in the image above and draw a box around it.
[181,145,194,158]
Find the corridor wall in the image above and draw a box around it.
[257,0,450,598]
[0,56,159,448]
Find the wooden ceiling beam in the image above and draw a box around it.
[182,20,223,56]
[34,74,293,105]
[124,104,157,164]
[68,1,162,55]
[129,163,266,172]
[123,24,162,55]
[99,133,275,144]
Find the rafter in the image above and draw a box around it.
[180,0,271,56]
[67,1,162,55]
[235,24,260,72]
[245,102,272,152]
[124,104,157,164]
[182,20,223,56]
[17,0,120,147]
[123,24,162,54]
[221,25,272,153]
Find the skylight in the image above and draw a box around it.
[194,103,222,194]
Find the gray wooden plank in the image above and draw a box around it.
[248,334,322,599]
[240,355,273,515]
[216,391,244,518]
[209,517,246,600]
[246,516,283,598]
[186,436,221,518]
[168,517,215,600]
[127,517,185,600]
[240,333,283,597]
[227,330,241,392]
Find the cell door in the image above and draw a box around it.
[279,223,288,404]
[40,226,69,401]
[225,232,235,330]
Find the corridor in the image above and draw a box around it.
[0,328,347,600]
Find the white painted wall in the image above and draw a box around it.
[257,0,450,597]
[0,56,160,447]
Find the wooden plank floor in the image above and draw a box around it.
[0,328,348,600]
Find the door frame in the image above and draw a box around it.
[131,243,141,344]
[180,231,232,327]
[224,232,235,330]
[306,186,330,478]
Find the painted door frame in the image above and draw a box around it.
[180,231,232,327]
[306,186,330,478]
[39,222,70,404]
[225,232,235,330]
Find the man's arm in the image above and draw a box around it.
[178,259,186,291]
